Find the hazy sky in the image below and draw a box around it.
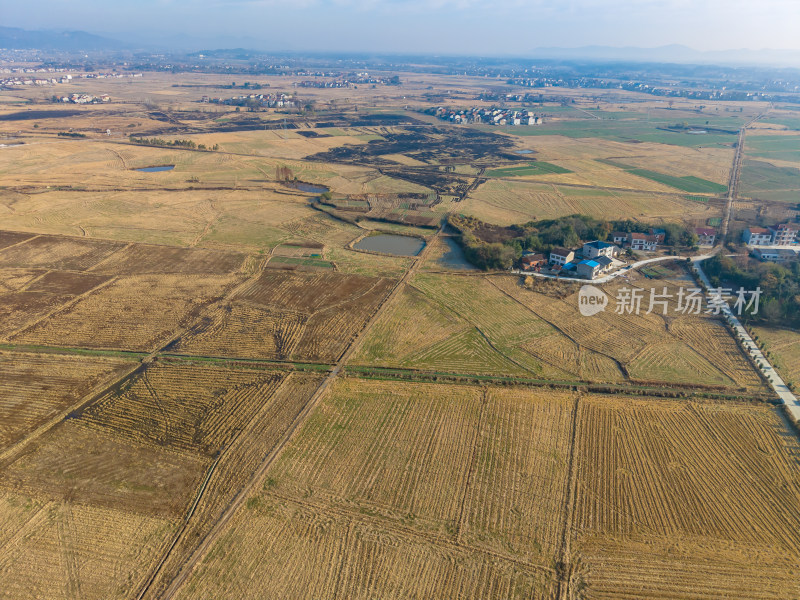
[4,0,800,54]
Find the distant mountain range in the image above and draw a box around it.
[0,27,124,51]
[2,26,800,68]
[528,44,800,66]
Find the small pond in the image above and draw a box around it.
[354,234,425,256]
[515,149,533,155]
[293,182,329,194]
[135,165,175,172]
[436,236,477,270]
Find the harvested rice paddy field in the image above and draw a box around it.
[353,267,765,392]
[752,326,800,389]
[461,179,718,225]
[1,70,797,600]
[171,379,800,600]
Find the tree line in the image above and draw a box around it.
[704,254,800,328]
[450,214,699,271]
[128,135,218,151]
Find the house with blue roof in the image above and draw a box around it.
[576,259,602,279]
[582,240,620,259]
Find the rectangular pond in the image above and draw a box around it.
[354,234,425,256]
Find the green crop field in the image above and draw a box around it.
[595,158,727,193]
[484,118,741,148]
[739,158,800,201]
[745,134,800,163]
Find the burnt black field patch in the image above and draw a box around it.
[307,126,520,166]
[296,130,331,138]
[0,110,83,121]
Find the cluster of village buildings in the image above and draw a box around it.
[519,226,720,280]
[521,240,624,280]
[1,70,142,89]
[202,92,296,108]
[58,92,110,104]
[428,106,544,126]
[743,222,800,263]
[517,221,798,279]
[294,73,398,88]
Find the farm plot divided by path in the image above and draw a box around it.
[0,359,326,600]
[0,231,249,351]
[169,379,800,600]
[171,379,571,598]
[0,351,133,453]
[173,270,396,363]
[353,270,766,392]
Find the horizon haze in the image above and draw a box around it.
[3,0,800,58]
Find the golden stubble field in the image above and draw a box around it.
[0,356,326,599]
[169,378,800,600]
[461,178,719,225]
[1,71,798,600]
[353,266,766,392]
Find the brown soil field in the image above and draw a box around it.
[0,231,36,251]
[0,351,132,452]
[0,267,46,293]
[0,421,209,517]
[0,290,76,339]
[175,270,395,362]
[0,234,126,271]
[24,270,112,295]
[10,273,240,351]
[89,243,246,275]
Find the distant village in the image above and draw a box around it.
[426,106,544,126]
[202,92,296,109]
[58,92,110,104]
[200,92,297,108]
[294,73,400,88]
[0,69,142,89]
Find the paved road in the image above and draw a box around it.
[719,111,765,241]
[516,251,799,420]
[512,253,711,284]
[693,258,800,421]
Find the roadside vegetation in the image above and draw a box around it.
[704,254,800,328]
